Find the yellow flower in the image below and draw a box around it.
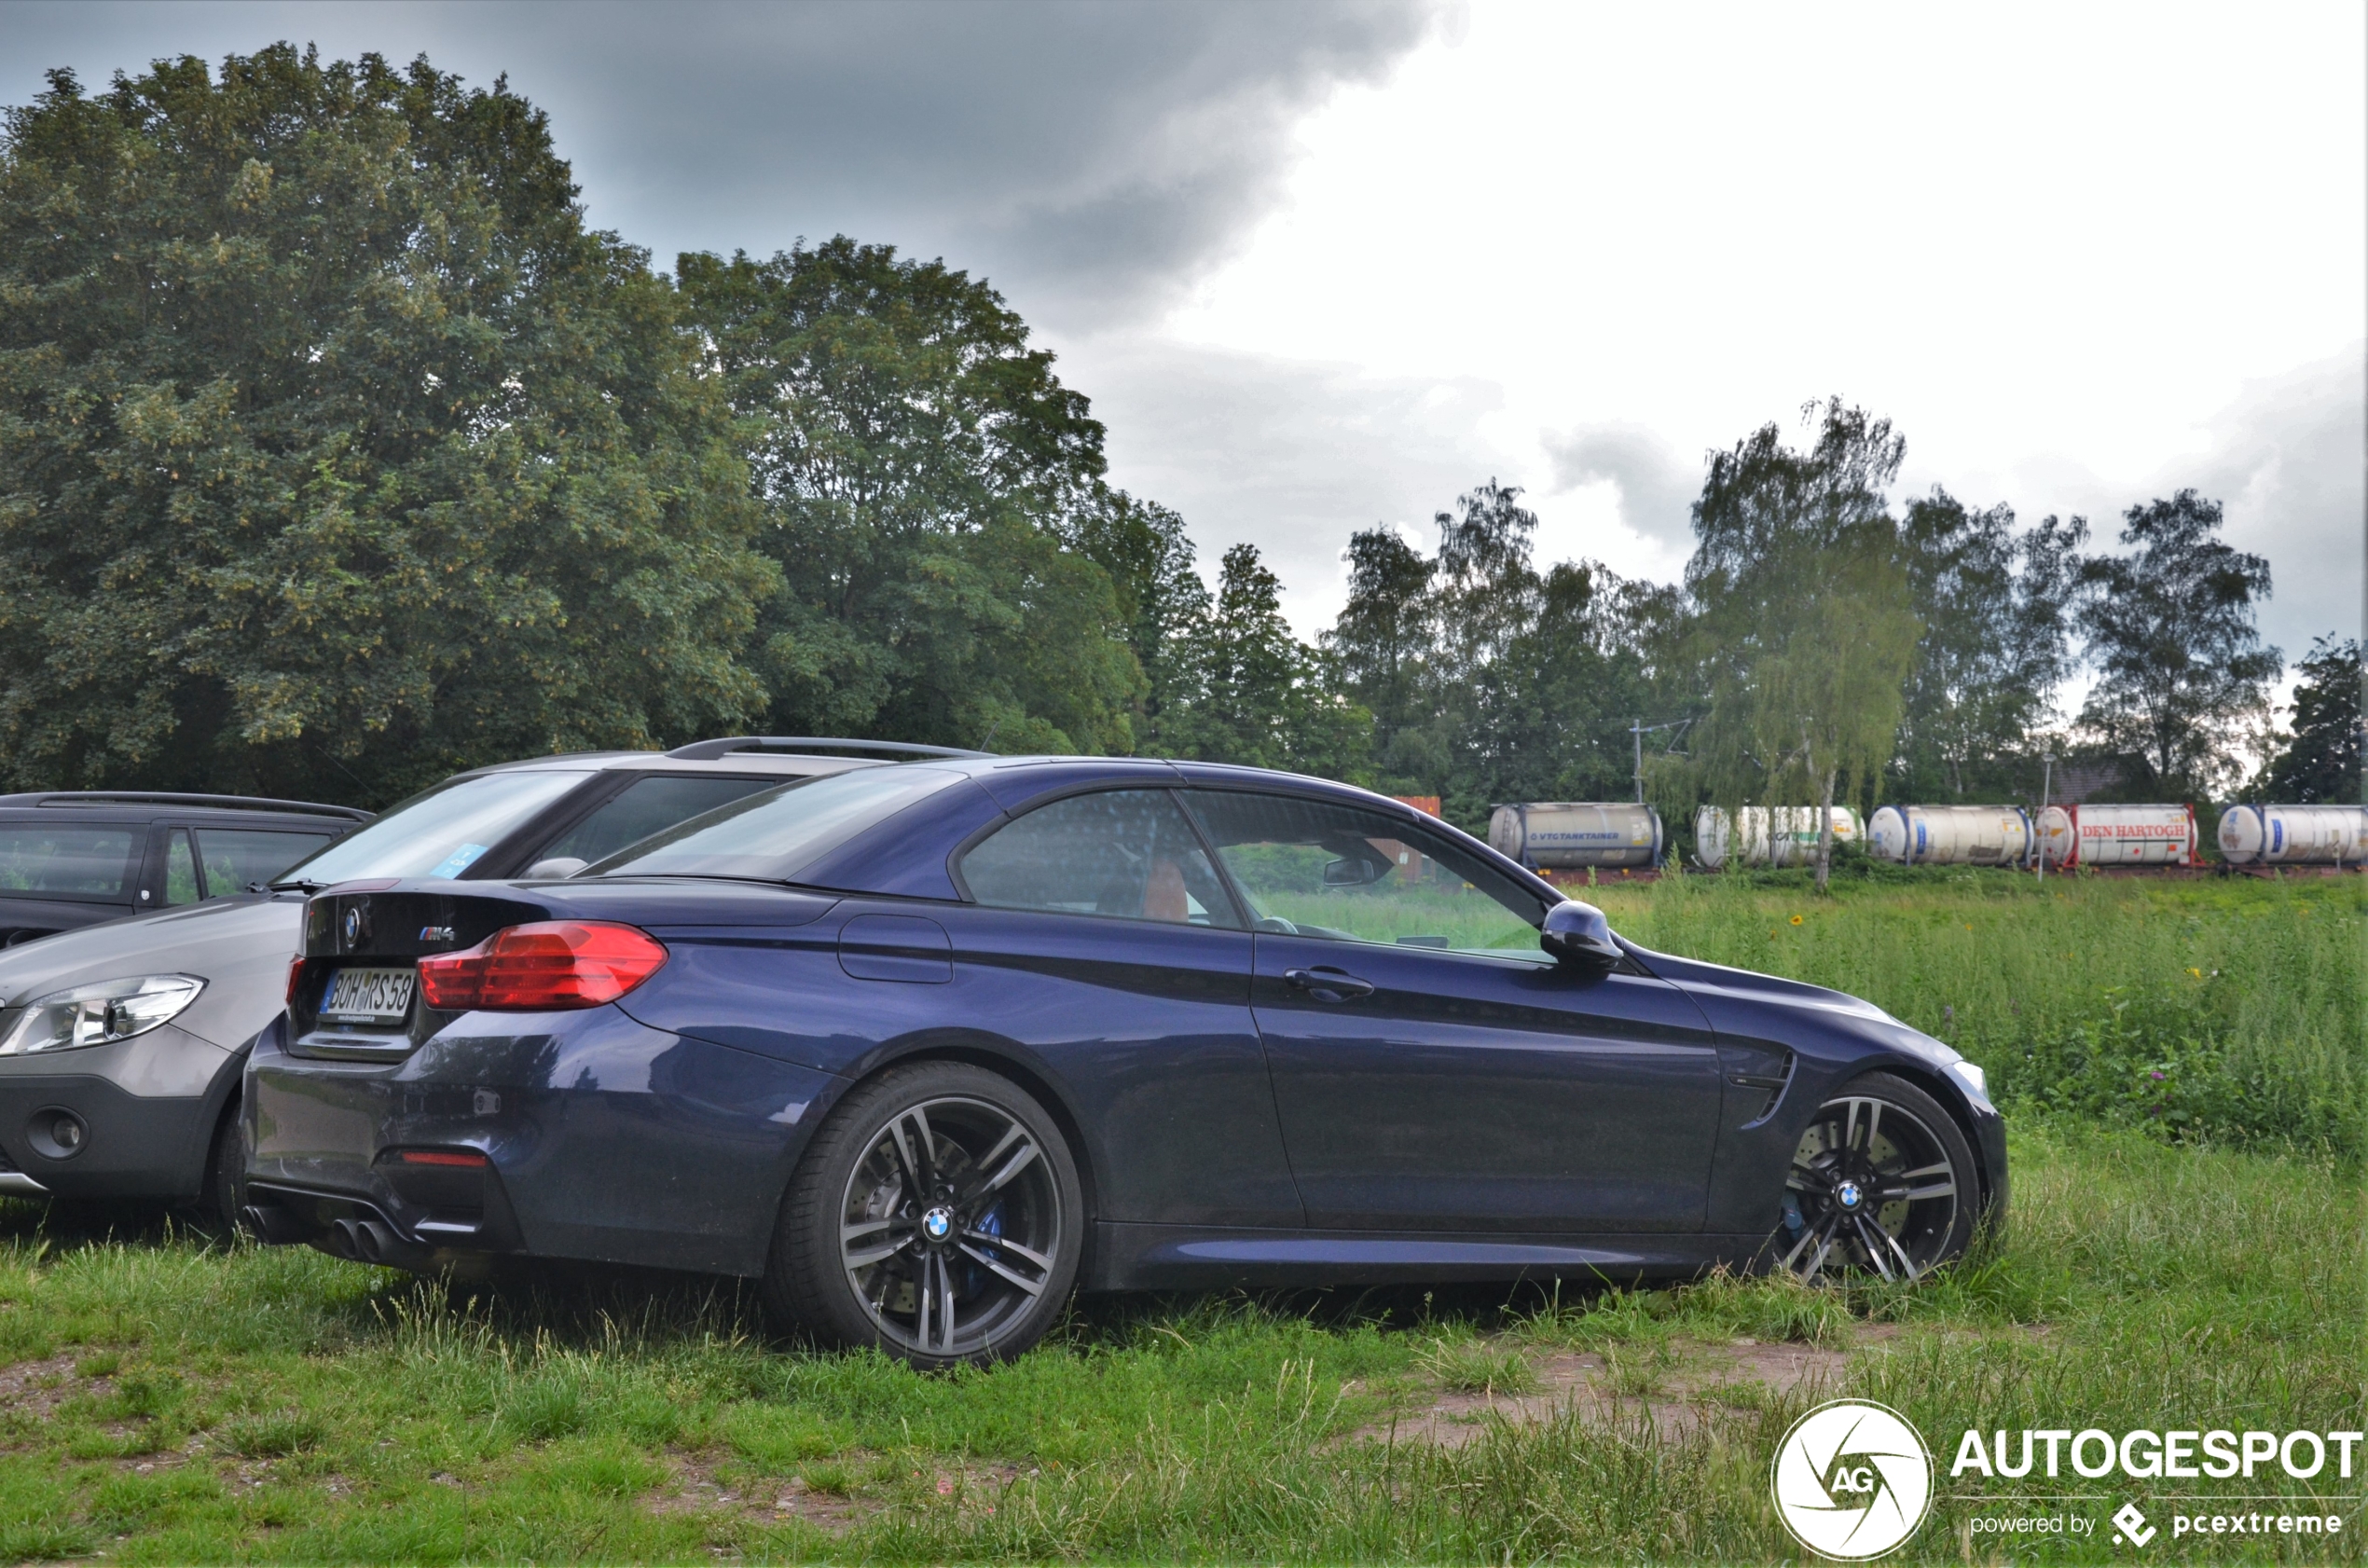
[1790,915,1804,926]
[1965,923,1974,931]
[2186,967,2202,979]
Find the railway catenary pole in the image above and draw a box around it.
[2036,750,2054,884]
[1630,719,1691,805]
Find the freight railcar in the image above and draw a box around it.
[1693,805,1862,869]
[1866,805,2033,866]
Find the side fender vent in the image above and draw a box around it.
[1731,1051,1796,1128]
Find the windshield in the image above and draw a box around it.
[276,771,592,887]
[590,766,965,883]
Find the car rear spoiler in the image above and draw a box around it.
[664,736,993,762]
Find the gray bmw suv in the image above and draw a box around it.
[0,739,969,1221]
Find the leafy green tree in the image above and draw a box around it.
[1891,491,2086,799]
[677,240,1142,755]
[1327,480,1668,829]
[1066,486,1207,752]
[1681,401,1922,891]
[2260,635,2361,804]
[1328,524,1434,766]
[2075,490,2279,798]
[0,48,775,804]
[1163,543,1369,778]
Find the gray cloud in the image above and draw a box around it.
[0,0,1440,328]
[1543,420,1702,548]
[2178,345,2365,662]
[1067,337,1502,632]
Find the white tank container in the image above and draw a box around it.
[2216,804,2368,865]
[1867,805,2034,866]
[1693,805,1863,869]
[1488,803,1663,868]
[2035,804,2197,868]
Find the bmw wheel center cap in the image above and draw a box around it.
[922,1206,953,1241]
[1837,1180,1863,1210]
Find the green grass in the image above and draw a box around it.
[0,874,2357,1561]
[1590,869,2366,1159]
[0,1123,2356,1561]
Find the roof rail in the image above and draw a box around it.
[8,791,373,822]
[664,736,992,763]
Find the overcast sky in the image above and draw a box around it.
[5,0,2361,689]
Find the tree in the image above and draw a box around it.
[2260,636,2362,804]
[1328,524,1434,765]
[1891,491,2086,799]
[1681,401,1923,891]
[2076,490,2279,798]
[1325,480,1666,828]
[677,240,1143,756]
[0,48,775,805]
[1163,543,1369,778]
[1066,486,1207,752]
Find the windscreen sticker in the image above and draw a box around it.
[428,843,490,879]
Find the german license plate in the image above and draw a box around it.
[321,967,416,1025]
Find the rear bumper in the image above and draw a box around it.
[245,1007,841,1276]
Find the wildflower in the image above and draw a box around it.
[2150,1070,2166,1081]
[2186,967,2202,979]
[1790,915,1803,926]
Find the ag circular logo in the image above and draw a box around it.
[1771,1398,1933,1560]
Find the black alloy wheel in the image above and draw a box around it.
[1773,1072,1976,1284]
[766,1061,1082,1369]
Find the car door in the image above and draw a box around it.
[1180,789,1724,1235]
[943,787,1302,1229]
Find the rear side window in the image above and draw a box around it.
[0,825,138,899]
[194,828,335,896]
[533,776,782,867]
[959,791,1241,928]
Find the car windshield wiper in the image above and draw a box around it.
[268,878,329,894]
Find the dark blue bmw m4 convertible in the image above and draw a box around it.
[246,756,2004,1368]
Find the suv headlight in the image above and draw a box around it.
[1949,1058,1989,1101]
[0,976,207,1056]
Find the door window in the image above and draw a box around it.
[163,832,202,905]
[959,791,1240,928]
[1180,791,1541,953]
[533,775,782,867]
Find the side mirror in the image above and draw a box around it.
[1540,899,1622,975]
[522,857,589,880]
[1322,856,1384,887]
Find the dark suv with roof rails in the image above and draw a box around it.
[0,792,370,949]
[0,738,975,1222]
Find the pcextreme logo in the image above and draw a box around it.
[1771,1399,1934,1560]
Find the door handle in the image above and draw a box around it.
[1284,967,1375,1001]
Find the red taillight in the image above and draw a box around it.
[416,921,668,1011]
[287,956,305,1007]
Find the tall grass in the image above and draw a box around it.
[0,1123,2356,1561]
[1593,871,2366,1159]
